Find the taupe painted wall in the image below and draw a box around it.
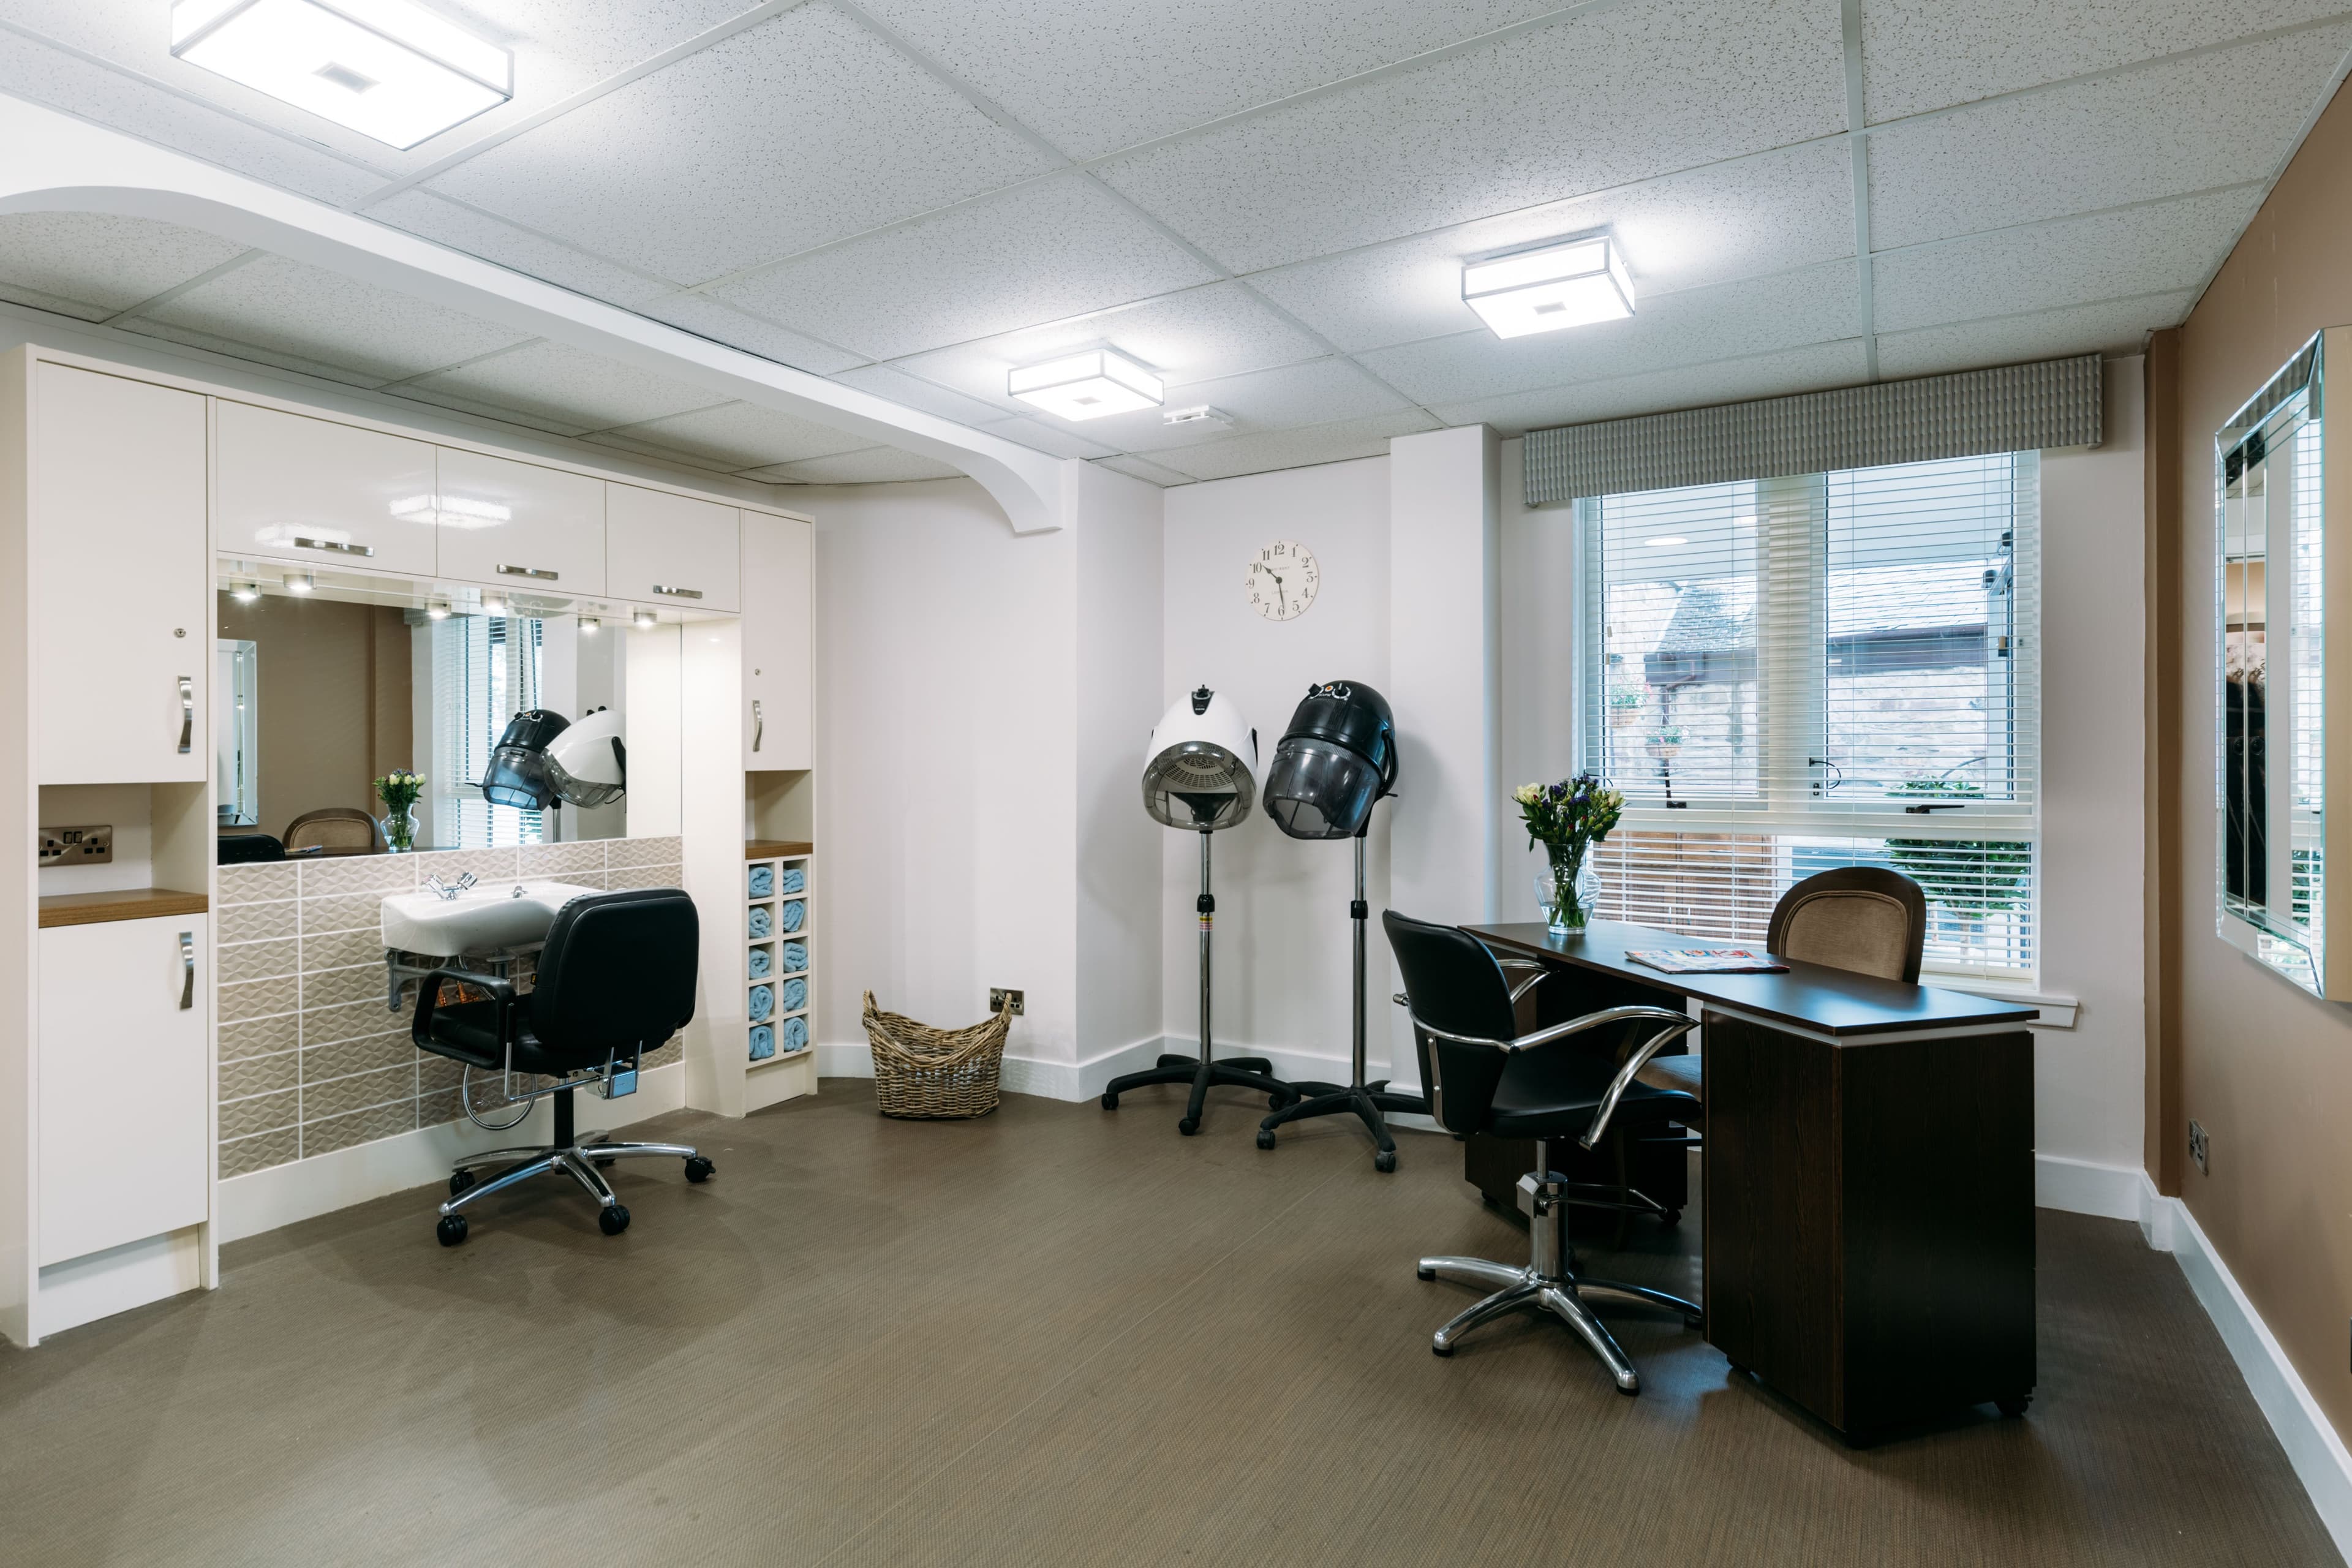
[2168,77,2352,1440]
[216,593,412,839]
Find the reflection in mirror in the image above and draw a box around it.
[215,578,650,858]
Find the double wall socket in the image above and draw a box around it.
[39,824,112,869]
[2188,1119,2211,1175]
[989,987,1025,1016]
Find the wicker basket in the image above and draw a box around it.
[863,990,1013,1119]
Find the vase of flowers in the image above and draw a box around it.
[1514,772,1624,935]
[374,769,425,853]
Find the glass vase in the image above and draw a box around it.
[1539,847,1600,935]
[380,804,418,853]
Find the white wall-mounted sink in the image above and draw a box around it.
[380,880,598,956]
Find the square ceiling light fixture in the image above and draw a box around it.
[1461,235,1635,339]
[1008,349,1163,421]
[170,0,514,150]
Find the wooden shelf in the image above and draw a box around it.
[746,840,813,859]
[39,887,209,929]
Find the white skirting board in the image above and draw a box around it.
[217,1063,684,1245]
[814,1035,1400,1103]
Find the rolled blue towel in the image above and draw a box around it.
[748,946,773,978]
[781,976,807,1012]
[748,1023,775,1060]
[779,899,805,933]
[748,983,774,1022]
[748,906,772,939]
[748,865,774,897]
[779,867,805,894]
[782,1016,808,1053]
[781,942,808,974]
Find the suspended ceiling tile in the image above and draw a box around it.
[1095,0,1847,274]
[748,447,967,484]
[856,0,1565,159]
[592,401,875,469]
[1092,453,1195,488]
[1872,292,2194,379]
[1872,187,2260,334]
[375,384,597,437]
[1148,410,1439,483]
[636,293,868,376]
[827,363,1011,424]
[884,280,1328,417]
[400,339,729,429]
[710,174,1218,362]
[115,317,390,390]
[1117,357,1417,454]
[137,254,530,383]
[0,26,383,204]
[1246,138,1856,353]
[1358,261,1860,407]
[1433,339,1872,435]
[427,5,1056,285]
[0,212,247,319]
[1867,25,2352,249]
[1860,0,2350,123]
[364,191,679,307]
[976,417,1119,461]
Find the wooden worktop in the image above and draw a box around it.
[745,840,813,859]
[39,887,209,929]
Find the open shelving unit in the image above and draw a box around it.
[744,839,816,1112]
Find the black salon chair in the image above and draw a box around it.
[413,887,713,1245]
[1385,910,1703,1393]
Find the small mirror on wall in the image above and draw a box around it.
[2217,330,2345,997]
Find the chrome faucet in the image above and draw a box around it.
[423,872,480,902]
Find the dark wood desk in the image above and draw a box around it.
[1466,920,2039,1439]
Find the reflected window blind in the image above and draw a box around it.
[431,615,547,850]
[1578,453,2040,978]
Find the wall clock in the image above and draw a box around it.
[1245,539,1318,622]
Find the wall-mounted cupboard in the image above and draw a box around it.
[432,447,606,597]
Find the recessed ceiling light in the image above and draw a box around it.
[170,0,514,151]
[1008,349,1163,421]
[284,571,315,594]
[1462,235,1635,339]
[425,601,450,620]
[1644,535,1688,548]
[578,616,600,635]
[631,608,658,630]
[481,593,508,616]
[1163,405,1231,430]
[230,581,260,603]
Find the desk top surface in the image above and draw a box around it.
[1466,920,2037,1038]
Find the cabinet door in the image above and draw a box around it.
[215,400,438,576]
[433,448,606,597]
[35,364,209,784]
[38,918,209,1265]
[742,513,812,769]
[606,484,741,612]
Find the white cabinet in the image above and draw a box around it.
[607,484,741,612]
[34,364,209,785]
[215,400,439,577]
[742,513,812,770]
[38,917,209,1265]
[433,448,606,597]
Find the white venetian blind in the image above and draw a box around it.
[1578,453,2040,978]
[431,614,547,849]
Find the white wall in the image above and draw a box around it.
[1160,458,1393,1079]
[1494,437,1581,918]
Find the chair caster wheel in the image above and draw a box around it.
[1659,1207,1682,1228]
[1374,1150,1398,1174]
[1267,1093,1285,1112]
[1100,1093,1118,1110]
[1431,1342,1453,1357]
[1177,1117,1199,1136]
[1997,1396,2031,1418]
[435,1215,468,1246]
[598,1204,630,1236]
[684,1156,714,1183]
[1256,1129,1276,1150]
[448,1169,475,1197]
[594,1157,616,1170]
[1416,1265,1436,1281]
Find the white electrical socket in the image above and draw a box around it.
[989,987,1025,1016]
[2188,1119,2209,1175]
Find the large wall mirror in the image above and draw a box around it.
[214,569,684,861]
[2217,330,2347,997]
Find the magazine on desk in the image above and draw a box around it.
[1624,948,1789,976]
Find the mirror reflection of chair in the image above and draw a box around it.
[282,807,386,856]
[1386,910,1703,1394]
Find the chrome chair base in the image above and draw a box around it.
[1417,1147,1700,1394]
[436,1132,710,1243]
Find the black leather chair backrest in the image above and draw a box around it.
[1383,910,1518,1136]
[532,888,699,1063]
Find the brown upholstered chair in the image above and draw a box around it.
[1637,867,1927,1107]
[283,807,388,856]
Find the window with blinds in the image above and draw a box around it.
[1577,453,2040,978]
[431,614,547,848]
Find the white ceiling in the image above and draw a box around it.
[0,0,2345,488]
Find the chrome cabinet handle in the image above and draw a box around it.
[292,536,374,557]
[752,699,764,752]
[650,584,703,600]
[177,675,193,754]
[497,564,559,580]
[179,931,194,1011]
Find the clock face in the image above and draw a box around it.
[1245,539,1319,622]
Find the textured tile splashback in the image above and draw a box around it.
[216,837,686,1178]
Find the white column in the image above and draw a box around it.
[1386,426,1501,1090]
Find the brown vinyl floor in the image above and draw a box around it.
[0,1081,2336,1567]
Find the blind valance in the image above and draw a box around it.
[1523,353,2101,505]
